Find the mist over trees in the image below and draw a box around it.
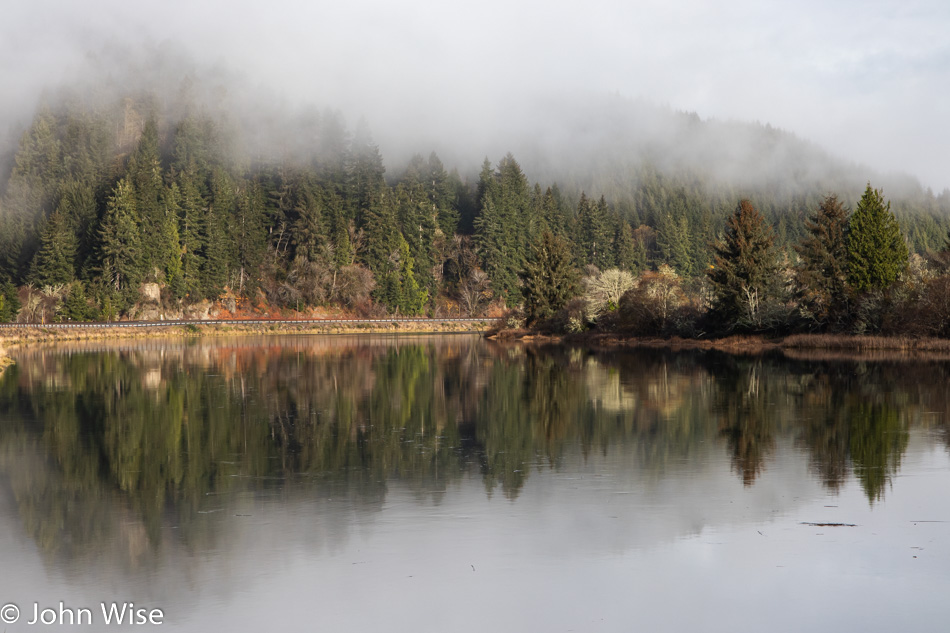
[1,69,950,334]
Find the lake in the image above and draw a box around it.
[0,334,948,632]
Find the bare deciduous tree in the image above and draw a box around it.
[583,268,635,317]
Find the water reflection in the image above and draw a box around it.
[0,336,947,574]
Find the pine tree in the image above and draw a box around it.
[708,199,783,330]
[62,281,93,321]
[0,282,21,322]
[393,181,436,294]
[1,108,64,280]
[56,179,98,273]
[99,178,143,310]
[324,189,354,267]
[292,182,327,262]
[175,173,206,298]
[127,117,170,281]
[656,205,694,276]
[350,121,386,229]
[794,194,850,329]
[233,181,268,296]
[315,109,351,196]
[395,234,428,315]
[614,219,639,272]
[496,153,531,251]
[474,158,495,214]
[630,225,657,273]
[522,231,579,324]
[475,196,520,304]
[576,194,613,269]
[33,208,76,286]
[362,188,399,278]
[426,152,460,237]
[200,168,234,298]
[847,184,908,293]
[160,186,184,297]
[527,184,568,242]
[473,155,530,305]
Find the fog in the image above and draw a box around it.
[2,0,948,190]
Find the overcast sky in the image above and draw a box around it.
[2,0,948,190]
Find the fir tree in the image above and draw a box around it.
[350,122,386,229]
[0,282,21,322]
[56,179,98,272]
[794,194,850,330]
[522,231,579,324]
[98,178,143,310]
[475,196,520,304]
[292,182,327,262]
[540,186,566,237]
[361,188,400,278]
[474,158,495,214]
[847,184,908,293]
[425,152,459,237]
[576,194,613,269]
[200,169,234,298]
[708,200,783,330]
[393,181,436,293]
[33,208,76,286]
[160,185,184,296]
[233,181,268,295]
[656,207,694,275]
[175,173,206,299]
[395,234,428,315]
[127,117,170,281]
[473,155,530,305]
[63,281,93,321]
[614,219,640,272]
[325,190,354,267]
[1,108,64,279]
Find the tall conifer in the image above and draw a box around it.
[795,194,850,329]
[847,184,907,292]
[708,199,782,330]
[99,178,142,309]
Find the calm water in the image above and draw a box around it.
[0,335,948,632]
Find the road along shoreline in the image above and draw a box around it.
[0,318,491,371]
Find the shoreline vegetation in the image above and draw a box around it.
[487,328,950,362]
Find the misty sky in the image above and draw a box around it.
[2,0,948,190]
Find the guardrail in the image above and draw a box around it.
[0,318,491,329]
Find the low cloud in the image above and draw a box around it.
[2,0,948,190]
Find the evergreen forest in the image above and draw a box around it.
[2,88,950,337]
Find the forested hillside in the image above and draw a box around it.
[1,86,948,326]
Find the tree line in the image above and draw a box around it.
[1,95,950,333]
[525,184,950,338]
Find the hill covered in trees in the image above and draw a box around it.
[1,76,949,328]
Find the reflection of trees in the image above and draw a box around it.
[476,360,533,498]
[715,360,775,486]
[848,402,907,503]
[795,369,853,491]
[0,338,943,568]
[795,363,913,503]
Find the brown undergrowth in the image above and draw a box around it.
[488,327,950,361]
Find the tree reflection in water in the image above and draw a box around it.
[0,336,943,566]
